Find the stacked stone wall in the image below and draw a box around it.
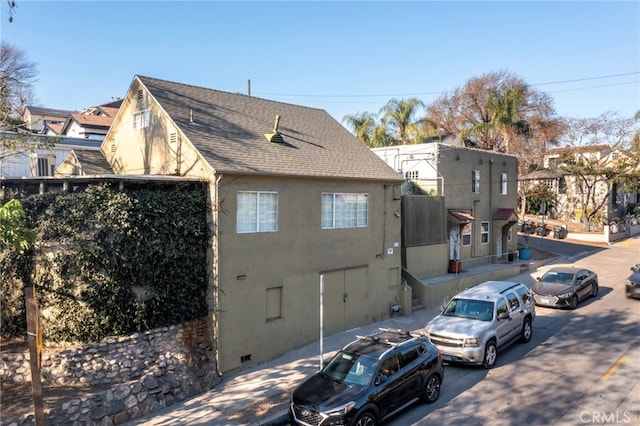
[0,319,219,425]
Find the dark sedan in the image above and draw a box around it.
[626,264,640,299]
[532,266,598,309]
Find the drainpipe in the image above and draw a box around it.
[213,173,223,375]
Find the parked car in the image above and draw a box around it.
[532,266,598,309]
[289,328,444,426]
[423,281,535,369]
[626,263,640,299]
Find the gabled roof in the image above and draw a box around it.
[520,169,567,180]
[135,75,403,182]
[24,105,75,117]
[61,113,114,133]
[547,144,610,155]
[70,150,113,175]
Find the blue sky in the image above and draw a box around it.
[1,1,639,123]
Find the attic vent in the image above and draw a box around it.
[264,115,284,144]
[137,89,144,100]
[110,143,116,153]
[169,133,177,144]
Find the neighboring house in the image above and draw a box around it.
[372,143,519,279]
[0,131,104,177]
[21,106,74,133]
[101,75,404,372]
[520,146,639,225]
[58,99,123,141]
[56,149,113,176]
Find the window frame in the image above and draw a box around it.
[472,170,480,193]
[462,223,472,246]
[133,109,150,129]
[480,221,490,245]
[499,172,508,195]
[321,192,368,229]
[236,190,278,234]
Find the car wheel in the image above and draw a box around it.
[591,283,598,298]
[421,373,441,403]
[353,411,377,426]
[482,340,497,369]
[569,295,578,310]
[519,317,532,343]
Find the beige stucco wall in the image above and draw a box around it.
[437,145,519,263]
[215,175,402,371]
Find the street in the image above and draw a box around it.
[386,236,639,425]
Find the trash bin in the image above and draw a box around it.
[553,225,562,239]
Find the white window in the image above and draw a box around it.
[462,223,472,246]
[133,109,150,129]
[472,170,480,193]
[321,193,368,229]
[500,173,508,195]
[406,170,419,181]
[481,221,490,244]
[237,191,278,233]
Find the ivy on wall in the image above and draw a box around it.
[0,182,210,343]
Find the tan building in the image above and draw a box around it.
[101,75,404,372]
[372,143,520,280]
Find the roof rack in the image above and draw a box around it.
[356,328,419,347]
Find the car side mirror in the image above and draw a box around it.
[497,311,510,320]
[536,277,541,281]
[375,374,388,386]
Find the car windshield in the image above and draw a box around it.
[442,298,494,321]
[321,351,377,386]
[541,272,575,285]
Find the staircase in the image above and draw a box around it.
[411,293,426,312]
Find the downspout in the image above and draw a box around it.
[213,172,223,375]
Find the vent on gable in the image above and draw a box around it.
[110,143,116,153]
[264,115,284,144]
[169,133,177,144]
[137,89,144,100]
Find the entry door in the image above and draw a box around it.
[497,236,503,258]
[322,267,368,336]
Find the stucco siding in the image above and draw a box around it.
[216,175,402,371]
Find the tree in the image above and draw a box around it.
[379,98,425,145]
[426,70,564,166]
[0,198,35,253]
[560,112,640,231]
[1,41,38,123]
[342,112,376,147]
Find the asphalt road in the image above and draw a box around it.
[386,235,639,426]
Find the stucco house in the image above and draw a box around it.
[101,75,404,372]
[0,131,104,177]
[372,143,519,279]
[21,106,73,134]
[520,145,639,226]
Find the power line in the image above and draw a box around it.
[253,72,640,99]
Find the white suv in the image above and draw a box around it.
[423,281,535,368]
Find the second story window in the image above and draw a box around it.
[472,170,480,193]
[406,170,419,181]
[322,193,368,229]
[237,191,278,233]
[133,109,150,129]
[500,173,508,195]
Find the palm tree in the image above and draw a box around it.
[342,112,376,146]
[380,98,425,144]
[486,84,527,152]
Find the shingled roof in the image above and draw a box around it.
[136,75,403,182]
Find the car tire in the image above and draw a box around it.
[519,317,532,343]
[482,340,497,369]
[421,373,441,403]
[591,283,598,298]
[569,295,578,310]
[353,411,377,426]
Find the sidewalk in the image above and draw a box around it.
[125,256,557,426]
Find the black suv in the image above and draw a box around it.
[289,328,444,426]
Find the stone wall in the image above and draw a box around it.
[0,319,219,425]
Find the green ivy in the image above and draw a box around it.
[0,182,210,343]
